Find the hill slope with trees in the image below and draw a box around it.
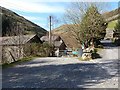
[1,6,47,37]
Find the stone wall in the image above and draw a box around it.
[2,45,23,64]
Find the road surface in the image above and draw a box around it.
[2,40,119,88]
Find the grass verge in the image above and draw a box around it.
[2,56,37,69]
[78,57,92,61]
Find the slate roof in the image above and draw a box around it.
[54,41,62,47]
[41,35,66,48]
[40,35,60,42]
[52,25,81,48]
[0,34,37,45]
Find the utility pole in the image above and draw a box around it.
[49,16,52,45]
[48,15,58,44]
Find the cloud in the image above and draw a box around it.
[23,0,119,2]
[0,0,65,13]
[0,0,118,13]
[7,0,119,2]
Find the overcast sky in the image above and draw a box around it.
[0,0,119,30]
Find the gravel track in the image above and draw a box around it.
[2,40,119,88]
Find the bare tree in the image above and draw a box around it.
[64,2,110,47]
[4,22,24,62]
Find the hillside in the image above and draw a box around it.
[1,6,47,37]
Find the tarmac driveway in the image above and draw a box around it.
[2,40,119,88]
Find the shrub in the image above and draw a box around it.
[91,48,101,59]
[24,42,54,57]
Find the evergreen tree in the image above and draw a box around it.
[80,5,107,46]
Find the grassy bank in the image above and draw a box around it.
[107,20,117,29]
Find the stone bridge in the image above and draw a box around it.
[103,8,120,23]
[103,8,120,39]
